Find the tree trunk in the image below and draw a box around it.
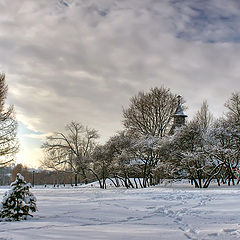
[193,179,199,188]
[133,178,138,188]
[81,168,88,184]
[74,173,78,186]
[138,178,143,188]
[107,177,118,187]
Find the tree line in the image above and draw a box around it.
[1,73,239,189]
[11,164,77,186]
[42,86,240,188]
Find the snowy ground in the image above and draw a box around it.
[1,183,240,240]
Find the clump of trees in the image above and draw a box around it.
[156,94,240,188]
[42,87,179,188]
[42,86,240,189]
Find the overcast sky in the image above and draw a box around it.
[1,0,240,167]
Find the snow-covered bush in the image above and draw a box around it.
[0,173,37,221]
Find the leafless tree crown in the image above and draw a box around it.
[123,86,180,137]
[42,121,99,184]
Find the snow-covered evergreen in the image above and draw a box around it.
[0,173,37,221]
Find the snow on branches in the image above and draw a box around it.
[0,173,37,221]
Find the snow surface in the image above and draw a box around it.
[1,183,240,240]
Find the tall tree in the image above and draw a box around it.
[194,100,213,132]
[42,121,99,184]
[121,87,182,187]
[123,86,181,138]
[0,74,18,166]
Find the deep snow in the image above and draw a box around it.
[1,183,240,240]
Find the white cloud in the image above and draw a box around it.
[23,133,52,141]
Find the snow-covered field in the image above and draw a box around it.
[1,183,240,240]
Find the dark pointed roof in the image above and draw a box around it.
[174,104,187,117]
[174,95,187,117]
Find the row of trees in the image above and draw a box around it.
[1,73,238,189]
[0,163,85,186]
[11,164,78,186]
[41,87,179,188]
[42,86,240,188]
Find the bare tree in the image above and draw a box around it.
[225,92,240,122]
[90,145,113,189]
[209,93,240,185]
[0,74,18,166]
[42,121,99,184]
[121,87,182,187]
[208,118,240,186]
[96,131,161,189]
[123,87,181,138]
[105,131,136,188]
[194,100,213,132]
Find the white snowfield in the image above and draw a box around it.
[1,183,240,240]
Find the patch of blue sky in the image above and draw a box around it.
[172,0,240,43]
[18,122,40,136]
[17,122,43,149]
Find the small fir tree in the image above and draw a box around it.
[0,173,37,221]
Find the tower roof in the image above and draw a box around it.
[174,95,187,117]
[169,95,187,135]
[174,104,188,117]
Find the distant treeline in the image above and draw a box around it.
[10,164,83,186]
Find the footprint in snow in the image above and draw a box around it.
[223,228,237,233]
[208,232,219,237]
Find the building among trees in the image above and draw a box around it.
[169,95,188,135]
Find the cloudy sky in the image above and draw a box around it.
[1,0,240,167]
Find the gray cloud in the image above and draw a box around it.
[0,0,240,150]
